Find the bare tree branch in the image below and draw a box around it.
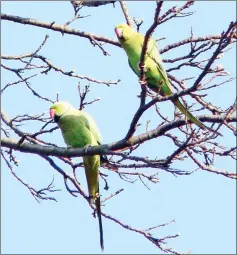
[2,112,236,158]
[119,1,133,27]
[1,2,236,253]
[1,13,120,47]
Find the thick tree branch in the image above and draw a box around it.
[2,13,236,55]
[1,2,236,252]
[1,13,120,47]
[2,114,236,158]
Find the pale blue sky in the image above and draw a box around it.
[1,1,236,254]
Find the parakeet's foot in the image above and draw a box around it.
[139,78,147,86]
[137,62,148,72]
[89,192,100,208]
[89,194,95,201]
[90,193,99,200]
[84,144,92,153]
[137,62,148,85]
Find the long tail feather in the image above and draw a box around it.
[95,194,104,251]
[172,98,222,136]
[84,157,104,251]
[172,98,205,129]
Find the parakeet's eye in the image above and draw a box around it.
[115,27,123,38]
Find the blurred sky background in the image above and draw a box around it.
[1,1,236,254]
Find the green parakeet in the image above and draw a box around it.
[115,23,218,133]
[50,101,104,250]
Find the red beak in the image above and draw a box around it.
[115,27,123,38]
[50,109,55,118]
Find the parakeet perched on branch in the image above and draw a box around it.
[115,23,219,134]
[50,101,104,250]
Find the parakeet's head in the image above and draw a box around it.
[50,101,72,122]
[115,23,135,43]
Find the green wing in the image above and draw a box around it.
[146,38,174,96]
[146,38,163,65]
[128,59,137,75]
[82,111,102,145]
